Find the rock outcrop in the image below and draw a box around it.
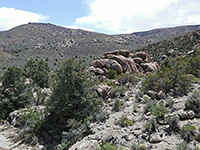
[89,50,159,81]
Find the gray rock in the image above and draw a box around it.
[178,110,188,120]
[187,110,195,119]
[157,90,165,99]
[34,144,46,150]
[149,134,162,143]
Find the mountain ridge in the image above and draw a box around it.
[0,23,200,71]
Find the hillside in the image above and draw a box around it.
[0,23,200,71]
[137,29,200,60]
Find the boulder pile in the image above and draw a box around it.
[88,50,160,81]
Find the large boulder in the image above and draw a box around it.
[106,54,128,72]
[126,58,139,73]
[88,66,104,75]
[119,49,130,57]
[105,59,123,74]
[142,62,159,72]
[91,59,108,68]
[133,57,143,64]
[136,52,151,63]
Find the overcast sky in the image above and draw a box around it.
[1,0,200,34]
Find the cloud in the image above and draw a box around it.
[75,0,200,34]
[63,25,94,32]
[0,7,49,31]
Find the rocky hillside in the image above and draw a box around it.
[0,23,200,72]
[137,29,200,60]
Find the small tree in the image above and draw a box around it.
[24,58,50,88]
[47,58,102,128]
[0,66,29,119]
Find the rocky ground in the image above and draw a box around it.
[0,122,44,150]
[70,82,200,150]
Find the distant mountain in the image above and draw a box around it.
[0,23,200,71]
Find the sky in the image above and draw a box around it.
[1,0,200,34]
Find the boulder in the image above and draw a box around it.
[69,138,99,150]
[187,110,195,119]
[142,62,158,72]
[136,52,151,63]
[119,49,130,57]
[106,54,128,72]
[104,50,119,57]
[91,59,108,68]
[125,58,139,73]
[88,66,105,75]
[96,85,112,100]
[178,110,188,120]
[147,90,157,99]
[149,134,162,143]
[105,59,123,74]
[133,57,143,64]
[157,91,165,99]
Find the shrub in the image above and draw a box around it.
[142,56,195,96]
[185,91,200,114]
[145,118,158,135]
[24,58,50,88]
[100,143,123,150]
[144,100,156,114]
[107,69,117,79]
[150,102,168,120]
[131,143,146,150]
[15,106,46,145]
[176,142,188,150]
[119,115,134,127]
[181,124,196,142]
[0,66,29,119]
[110,85,128,98]
[117,73,141,85]
[166,115,180,133]
[113,99,123,111]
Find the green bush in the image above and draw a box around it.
[181,124,196,142]
[24,58,50,88]
[176,142,188,150]
[113,99,123,111]
[119,115,134,127]
[131,143,146,150]
[107,69,117,79]
[145,118,158,135]
[110,85,128,98]
[117,73,141,85]
[185,91,200,114]
[150,102,168,119]
[144,100,156,114]
[100,143,123,150]
[166,115,180,133]
[0,66,29,119]
[142,53,198,96]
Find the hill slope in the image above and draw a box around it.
[0,23,200,70]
